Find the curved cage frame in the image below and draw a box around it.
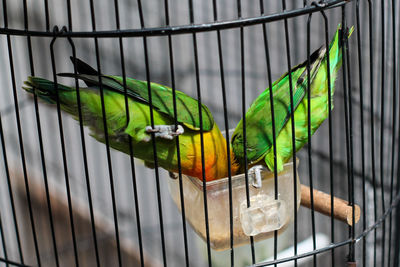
[0,0,399,266]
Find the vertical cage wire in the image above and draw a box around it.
[0,0,399,266]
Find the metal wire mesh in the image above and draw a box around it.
[0,0,399,266]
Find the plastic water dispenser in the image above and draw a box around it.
[167,160,301,251]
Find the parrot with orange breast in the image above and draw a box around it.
[22,58,238,181]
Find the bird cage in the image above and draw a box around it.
[0,0,398,266]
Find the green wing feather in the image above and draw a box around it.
[264,26,353,171]
[232,25,353,172]
[58,73,214,131]
[109,75,214,131]
[231,42,326,165]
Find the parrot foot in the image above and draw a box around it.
[145,124,184,140]
[168,172,178,179]
[248,165,267,188]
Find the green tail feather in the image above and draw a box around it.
[22,76,87,123]
[22,76,73,105]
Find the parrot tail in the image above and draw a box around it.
[328,25,354,75]
[22,76,74,105]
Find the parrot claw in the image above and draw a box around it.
[168,172,179,179]
[248,165,267,188]
[145,124,184,140]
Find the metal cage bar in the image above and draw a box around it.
[0,0,399,266]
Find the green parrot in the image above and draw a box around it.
[22,58,238,181]
[231,25,353,187]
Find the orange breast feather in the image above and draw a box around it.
[180,125,238,181]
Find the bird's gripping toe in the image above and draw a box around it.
[145,124,184,140]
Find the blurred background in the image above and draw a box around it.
[0,0,398,266]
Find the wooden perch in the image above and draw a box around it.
[300,184,360,226]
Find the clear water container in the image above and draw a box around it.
[167,160,301,251]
